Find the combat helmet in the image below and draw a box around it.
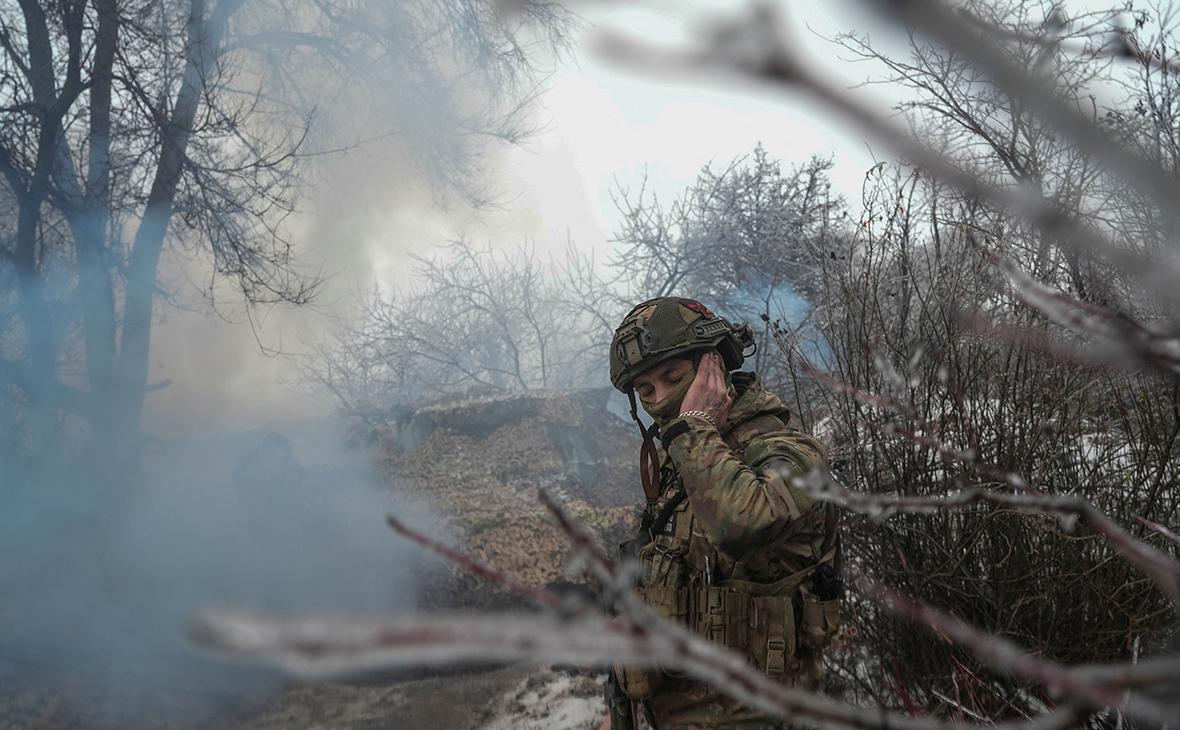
[610,297,755,392]
[610,297,756,500]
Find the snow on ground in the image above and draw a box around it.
[479,668,604,730]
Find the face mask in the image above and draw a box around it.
[639,361,697,429]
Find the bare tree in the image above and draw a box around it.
[611,145,844,396]
[0,0,572,474]
[732,0,1180,717]
[320,147,848,420]
[311,239,620,419]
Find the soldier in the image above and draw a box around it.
[599,297,843,730]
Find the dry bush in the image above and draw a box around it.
[787,167,1179,716]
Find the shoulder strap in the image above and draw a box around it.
[626,389,662,501]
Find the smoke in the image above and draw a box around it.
[0,62,463,729]
[0,134,473,727]
[0,2,582,725]
[0,419,441,728]
[0,1,568,726]
[141,42,551,434]
[1,134,461,726]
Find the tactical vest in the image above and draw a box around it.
[615,415,842,700]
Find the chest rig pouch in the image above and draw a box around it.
[613,479,690,700]
[615,472,842,701]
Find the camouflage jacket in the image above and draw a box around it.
[654,372,833,577]
[617,372,840,729]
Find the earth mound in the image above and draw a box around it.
[382,387,642,609]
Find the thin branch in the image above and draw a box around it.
[793,469,1180,606]
[1134,515,1180,547]
[194,495,1097,730]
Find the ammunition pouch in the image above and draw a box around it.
[801,560,843,651]
[702,569,810,678]
[615,543,842,700]
[613,540,689,699]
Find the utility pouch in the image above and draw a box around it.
[694,586,750,651]
[638,539,690,593]
[799,585,842,651]
[615,538,689,700]
[637,539,691,632]
[749,594,797,678]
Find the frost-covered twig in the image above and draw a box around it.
[794,470,1180,606]
[801,358,912,416]
[938,367,980,455]
[855,578,1175,725]
[191,610,646,677]
[196,495,1097,730]
[190,604,1091,730]
[806,365,1027,488]
[868,0,1180,220]
[1071,655,1180,689]
[867,421,977,465]
[594,3,1180,290]
[992,250,1180,377]
[1134,515,1180,547]
[953,6,1180,78]
[194,570,1090,728]
[963,314,1113,374]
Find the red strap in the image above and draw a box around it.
[639,428,661,501]
[628,389,663,502]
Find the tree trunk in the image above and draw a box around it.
[75,0,120,401]
[114,0,238,467]
[12,0,62,451]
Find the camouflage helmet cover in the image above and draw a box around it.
[609,297,755,392]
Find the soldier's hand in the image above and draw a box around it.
[680,350,733,428]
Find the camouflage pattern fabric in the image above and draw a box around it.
[620,372,837,730]
[661,375,831,571]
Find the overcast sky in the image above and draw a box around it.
[489,2,889,257]
[329,2,905,286]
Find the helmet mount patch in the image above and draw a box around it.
[693,319,730,338]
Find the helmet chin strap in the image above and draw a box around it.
[627,389,662,503]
